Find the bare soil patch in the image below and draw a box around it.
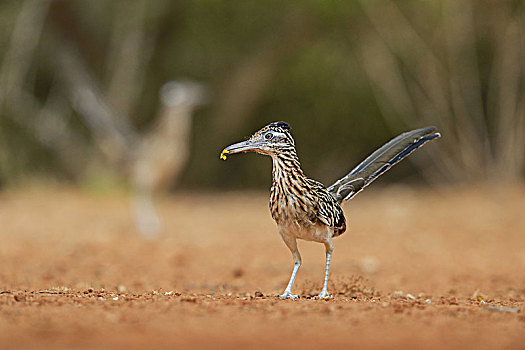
[1,185,524,349]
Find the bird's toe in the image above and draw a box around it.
[317,290,332,299]
[279,292,299,300]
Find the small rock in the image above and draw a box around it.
[98,297,106,301]
[14,294,25,302]
[406,294,416,300]
[112,296,119,301]
[181,297,197,303]
[254,291,264,298]
[425,299,431,304]
[484,306,519,313]
[392,291,404,299]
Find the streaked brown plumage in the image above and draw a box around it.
[221,121,440,299]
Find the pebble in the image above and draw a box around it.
[484,306,519,313]
[392,291,404,298]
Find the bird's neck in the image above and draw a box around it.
[271,149,307,190]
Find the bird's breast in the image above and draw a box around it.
[270,182,316,228]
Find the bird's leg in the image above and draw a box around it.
[318,240,334,299]
[280,250,301,300]
[278,233,301,300]
[133,190,163,239]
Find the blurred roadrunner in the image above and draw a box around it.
[221,122,440,299]
[131,81,208,238]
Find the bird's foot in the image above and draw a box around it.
[279,291,299,300]
[317,290,332,299]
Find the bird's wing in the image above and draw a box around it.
[328,126,440,203]
[307,179,347,235]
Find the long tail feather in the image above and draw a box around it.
[328,127,440,203]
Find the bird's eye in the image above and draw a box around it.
[264,132,274,140]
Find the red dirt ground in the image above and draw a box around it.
[1,184,524,349]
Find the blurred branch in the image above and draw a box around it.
[489,16,525,179]
[0,0,87,177]
[357,36,459,183]
[442,0,491,177]
[0,0,49,101]
[105,0,167,117]
[356,0,509,182]
[55,43,139,165]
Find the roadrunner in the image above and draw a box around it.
[132,81,208,238]
[220,122,440,299]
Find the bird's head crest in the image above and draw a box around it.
[220,121,295,159]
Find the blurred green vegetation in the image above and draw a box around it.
[0,0,524,191]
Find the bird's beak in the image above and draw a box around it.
[220,140,262,160]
